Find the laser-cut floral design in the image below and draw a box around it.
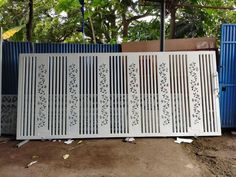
[68,63,79,127]
[1,95,17,134]
[159,62,171,126]
[98,63,109,127]
[37,64,47,128]
[128,63,140,126]
[189,62,201,125]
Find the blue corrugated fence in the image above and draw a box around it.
[220,24,236,128]
[2,42,32,94]
[34,43,120,53]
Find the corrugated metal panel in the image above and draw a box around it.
[2,42,32,94]
[1,42,31,135]
[1,42,121,135]
[220,24,236,128]
[34,43,121,53]
[17,52,221,139]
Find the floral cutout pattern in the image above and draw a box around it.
[68,63,79,127]
[159,62,171,126]
[128,63,140,127]
[37,64,48,128]
[1,95,17,134]
[98,63,109,127]
[189,62,201,125]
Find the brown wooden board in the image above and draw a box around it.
[121,37,217,52]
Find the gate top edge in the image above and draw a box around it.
[19,51,216,57]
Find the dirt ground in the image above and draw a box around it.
[0,132,235,177]
[184,131,236,177]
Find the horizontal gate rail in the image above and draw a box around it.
[17,52,221,139]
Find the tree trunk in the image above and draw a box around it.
[110,13,117,41]
[123,22,129,39]
[122,13,129,40]
[170,6,176,39]
[89,16,96,44]
[26,0,33,41]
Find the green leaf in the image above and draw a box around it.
[56,0,80,12]
[0,0,7,7]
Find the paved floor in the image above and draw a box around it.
[0,138,212,177]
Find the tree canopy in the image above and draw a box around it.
[0,0,235,43]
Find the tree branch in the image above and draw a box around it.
[127,11,151,23]
[26,0,33,41]
[175,3,235,11]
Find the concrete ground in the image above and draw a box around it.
[0,133,235,177]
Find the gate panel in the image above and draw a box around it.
[98,55,110,135]
[187,54,203,133]
[1,42,121,135]
[127,54,141,135]
[17,52,221,139]
[169,54,189,134]
[35,55,49,137]
[109,55,129,135]
[158,54,172,133]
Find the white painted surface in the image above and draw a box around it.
[17,52,221,139]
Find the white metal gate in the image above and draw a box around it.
[17,52,221,139]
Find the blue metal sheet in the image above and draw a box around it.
[34,43,121,53]
[220,24,236,128]
[2,42,121,95]
[2,42,32,94]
